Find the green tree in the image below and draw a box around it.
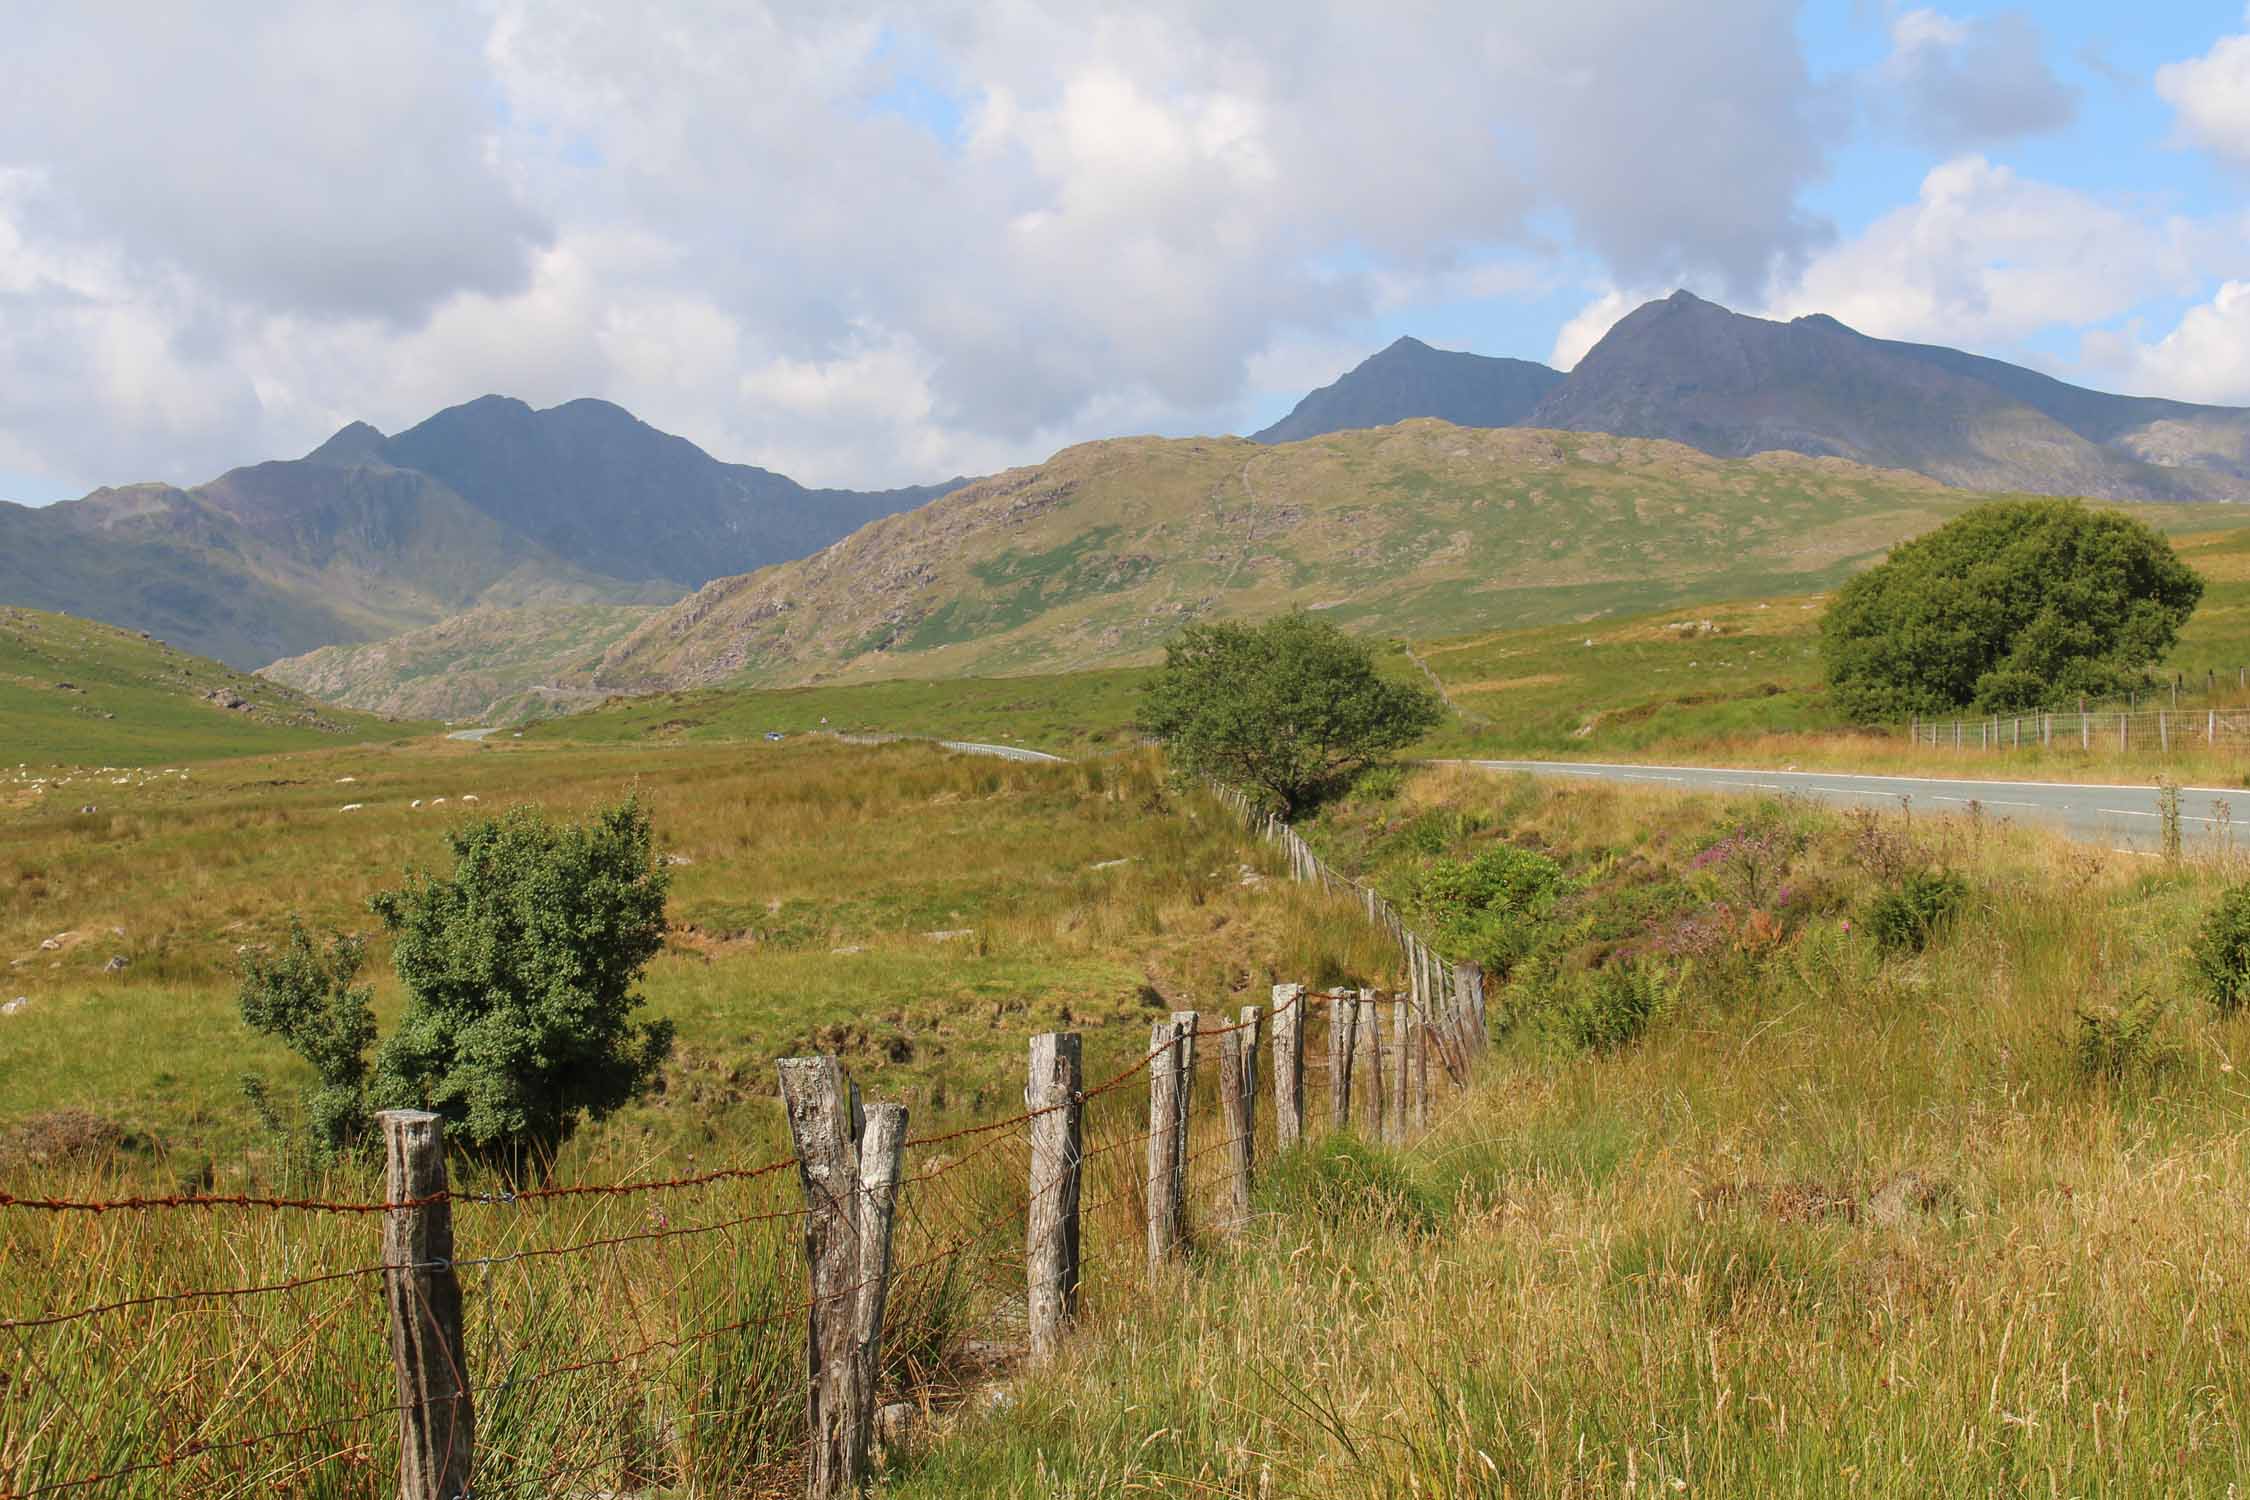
[1138,612,1444,815]
[369,797,674,1174]
[237,919,379,1165]
[1819,499,2202,721]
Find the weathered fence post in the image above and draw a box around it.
[1454,961,1486,1052]
[1237,1005,1263,1141]
[1389,994,1411,1145]
[2162,711,2170,752]
[1145,1017,1188,1271]
[778,1058,908,1499]
[1271,984,1305,1148]
[1026,1033,1083,1362]
[1327,989,1356,1129]
[1353,990,1384,1139]
[380,1109,474,1500]
[1219,1027,1254,1229]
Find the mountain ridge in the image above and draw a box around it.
[0,397,968,669]
[1254,292,2250,503]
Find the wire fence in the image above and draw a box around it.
[1908,706,2250,755]
[0,786,1489,1499]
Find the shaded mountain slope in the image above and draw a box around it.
[1252,337,1562,444]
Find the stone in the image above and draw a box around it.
[923,928,974,941]
[2,997,26,1016]
[102,955,128,974]
[662,853,695,866]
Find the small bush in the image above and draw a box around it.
[2073,993,2170,1081]
[1543,961,1672,1053]
[1864,869,1967,954]
[1400,842,1574,977]
[1347,766,1404,804]
[2190,883,2250,1015]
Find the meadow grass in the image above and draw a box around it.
[0,733,1394,1177]
[874,767,2250,1496]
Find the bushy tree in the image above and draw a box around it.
[237,919,378,1164]
[369,797,674,1173]
[1819,500,2202,721]
[1138,612,1444,815]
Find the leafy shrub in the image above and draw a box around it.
[1542,961,1672,1053]
[2072,994,2170,1082]
[237,919,379,1165]
[1251,1134,1441,1234]
[1864,869,1967,954]
[369,797,675,1175]
[2189,882,2250,1015]
[1347,765,1404,804]
[1399,842,1574,977]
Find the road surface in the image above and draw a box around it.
[939,739,1068,764]
[445,727,498,742]
[1456,759,2247,854]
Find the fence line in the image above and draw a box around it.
[0,779,1486,1500]
[1907,705,2250,756]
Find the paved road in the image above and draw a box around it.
[1455,759,2249,854]
[445,726,497,742]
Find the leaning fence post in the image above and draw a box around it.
[1328,989,1356,1130]
[779,1056,905,1497]
[1027,1033,1083,1362]
[1170,1009,1199,1225]
[1219,1028,1254,1228]
[1271,984,1305,1148]
[1454,961,1487,1053]
[380,1109,474,1500]
[1146,1018,1187,1271]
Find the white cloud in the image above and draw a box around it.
[1760,156,2205,348]
[0,1,1861,494]
[2156,15,2250,166]
[1873,8,2076,150]
[2113,281,2250,405]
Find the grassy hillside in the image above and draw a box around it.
[527,667,1152,753]
[589,423,2017,690]
[0,606,424,766]
[260,602,662,722]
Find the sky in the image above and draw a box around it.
[3,1,2249,503]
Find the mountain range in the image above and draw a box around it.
[14,290,2250,719]
[0,397,961,669]
[1257,292,2250,501]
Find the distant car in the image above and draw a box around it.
[764,731,785,741]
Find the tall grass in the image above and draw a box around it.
[880,770,2250,1495]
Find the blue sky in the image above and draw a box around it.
[2,1,2247,501]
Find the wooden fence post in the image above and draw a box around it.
[1454,961,1486,1052]
[778,1058,907,1499]
[1271,984,1305,1148]
[1237,1005,1263,1141]
[1353,990,1384,1139]
[380,1110,473,1500]
[1219,1028,1254,1229]
[1327,989,1356,1130]
[1145,1018,1187,1271]
[1390,994,1411,1145]
[1026,1033,1083,1362]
